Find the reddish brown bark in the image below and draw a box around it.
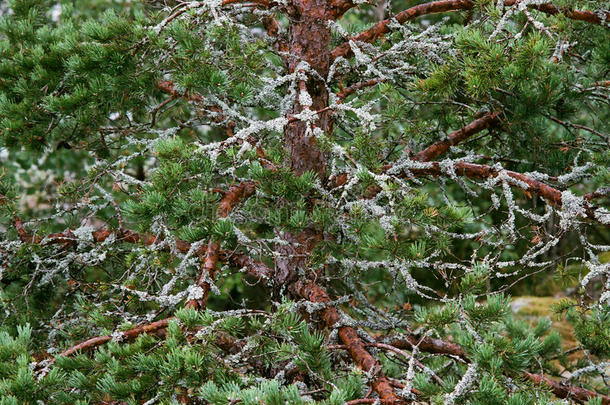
[185,241,221,309]
[16,181,256,311]
[504,1,610,25]
[283,0,333,178]
[15,180,255,253]
[274,228,323,286]
[337,78,386,100]
[331,0,610,60]
[58,318,172,358]
[217,181,257,217]
[41,255,273,366]
[156,80,236,136]
[524,372,610,405]
[294,281,403,404]
[280,2,448,396]
[14,217,189,251]
[315,110,602,225]
[345,400,378,405]
[279,0,339,291]
[14,216,190,253]
[331,0,475,60]
[406,162,551,204]
[228,252,274,281]
[276,0,335,306]
[47,268,610,404]
[15,217,273,288]
[14,223,273,285]
[411,112,500,162]
[221,0,272,6]
[584,187,610,201]
[382,161,607,225]
[388,335,467,359]
[328,0,356,19]
[186,181,256,308]
[156,80,205,104]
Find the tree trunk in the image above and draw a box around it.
[275,0,333,287]
[285,0,332,178]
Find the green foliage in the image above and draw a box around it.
[1,0,608,403]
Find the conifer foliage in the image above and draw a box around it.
[1,0,609,403]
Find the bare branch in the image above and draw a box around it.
[337,78,386,100]
[402,161,608,225]
[58,318,172,358]
[331,0,476,60]
[412,112,501,162]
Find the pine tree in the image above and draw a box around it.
[0,0,609,403]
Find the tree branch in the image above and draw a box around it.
[331,0,609,60]
[331,0,475,60]
[38,254,271,366]
[411,112,501,162]
[156,80,205,104]
[524,371,610,405]
[32,317,174,377]
[328,0,357,19]
[403,161,610,225]
[335,111,607,226]
[584,187,610,201]
[13,181,258,311]
[388,335,610,404]
[387,335,466,359]
[227,252,274,281]
[293,280,405,404]
[58,318,172,358]
[186,181,257,309]
[14,218,273,287]
[506,0,610,25]
[337,78,386,100]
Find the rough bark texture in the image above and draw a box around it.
[524,371,610,405]
[285,0,332,178]
[388,335,467,359]
[58,318,172,358]
[276,0,334,292]
[331,0,474,60]
[387,160,607,225]
[274,228,323,286]
[228,252,274,281]
[504,0,610,25]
